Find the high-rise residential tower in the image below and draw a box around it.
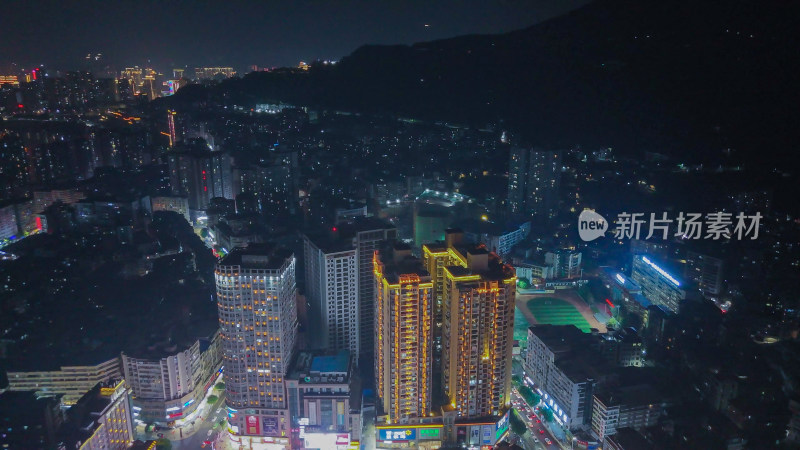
[303,233,360,355]
[374,242,434,423]
[435,230,516,419]
[216,244,297,444]
[507,147,561,220]
[167,141,233,218]
[335,218,396,360]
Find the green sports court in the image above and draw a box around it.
[523,297,593,333]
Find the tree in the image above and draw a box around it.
[156,438,172,450]
[518,385,540,406]
[510,410,527,435]
[541,407,554,422]
[517,277,530,289]
[207,395,219,404]
[215,382,225,390]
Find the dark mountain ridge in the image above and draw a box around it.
[171,0,800,168]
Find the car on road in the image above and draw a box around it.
[538,429,545,435]
[545,438,552,445]
[533,436,539,443]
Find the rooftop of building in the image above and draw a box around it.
[334,216,395,237]
[606,428,653,449]
[427,230,515,281]
[376,242,430,284]
[594,383,665,407]
[303,230,356,254]
[460,218,529,236]
[287,350,352,385]
[217,243,294,270]
[529,324,591,351]
[311,350,350,375]
[528,324,615,380]
[57,381,122,448]
[600,266,643,291]
[0,390,61,428]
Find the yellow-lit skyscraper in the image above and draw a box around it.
[429,230,516,419]
[374,242,433,422]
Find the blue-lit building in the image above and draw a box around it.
[630,255,686,314]
[600,267,651,328]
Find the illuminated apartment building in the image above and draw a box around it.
[119,67,143,93]
[194,67,236,80]
[0,75,19,86]
[631,254,686,314]
[303,232,359,355]
[58,380,136,450]
[374,242,433,423]
[215,244,297,446]
[434,230,516,419]
[5,357,122,404]
[423,230,468,367]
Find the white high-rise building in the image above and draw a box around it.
[303,233,359,355]
[304,218,396,361]
[216,244,297,445]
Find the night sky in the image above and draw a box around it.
[1,0,589,73]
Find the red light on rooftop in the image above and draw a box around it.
[17,104,23,108]
[332,227,337,232]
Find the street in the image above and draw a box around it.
[510,388,565,450]
[137,391,228,449]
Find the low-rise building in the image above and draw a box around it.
[591,384,667,441]
[121,331,222,425]
[150,196,190,222]
[0,391,63,449]
[525,325,606,431]
[461,219,531,258]
[6,357,123,405]
[285,350,360,449]
[57,379,135,450]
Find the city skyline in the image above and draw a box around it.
[1,1,799,449]
[0,0,590,72]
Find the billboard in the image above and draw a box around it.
[246,415,260,435]
[495,410,510,440]
[482,424,494,445]
[379,428,416,441]
[419,427,441,440]
[262,416,279,435]
[303,432,350,450]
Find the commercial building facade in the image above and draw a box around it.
[215,244,298,447]
[285,350,360,449]
[121,332,222,425]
